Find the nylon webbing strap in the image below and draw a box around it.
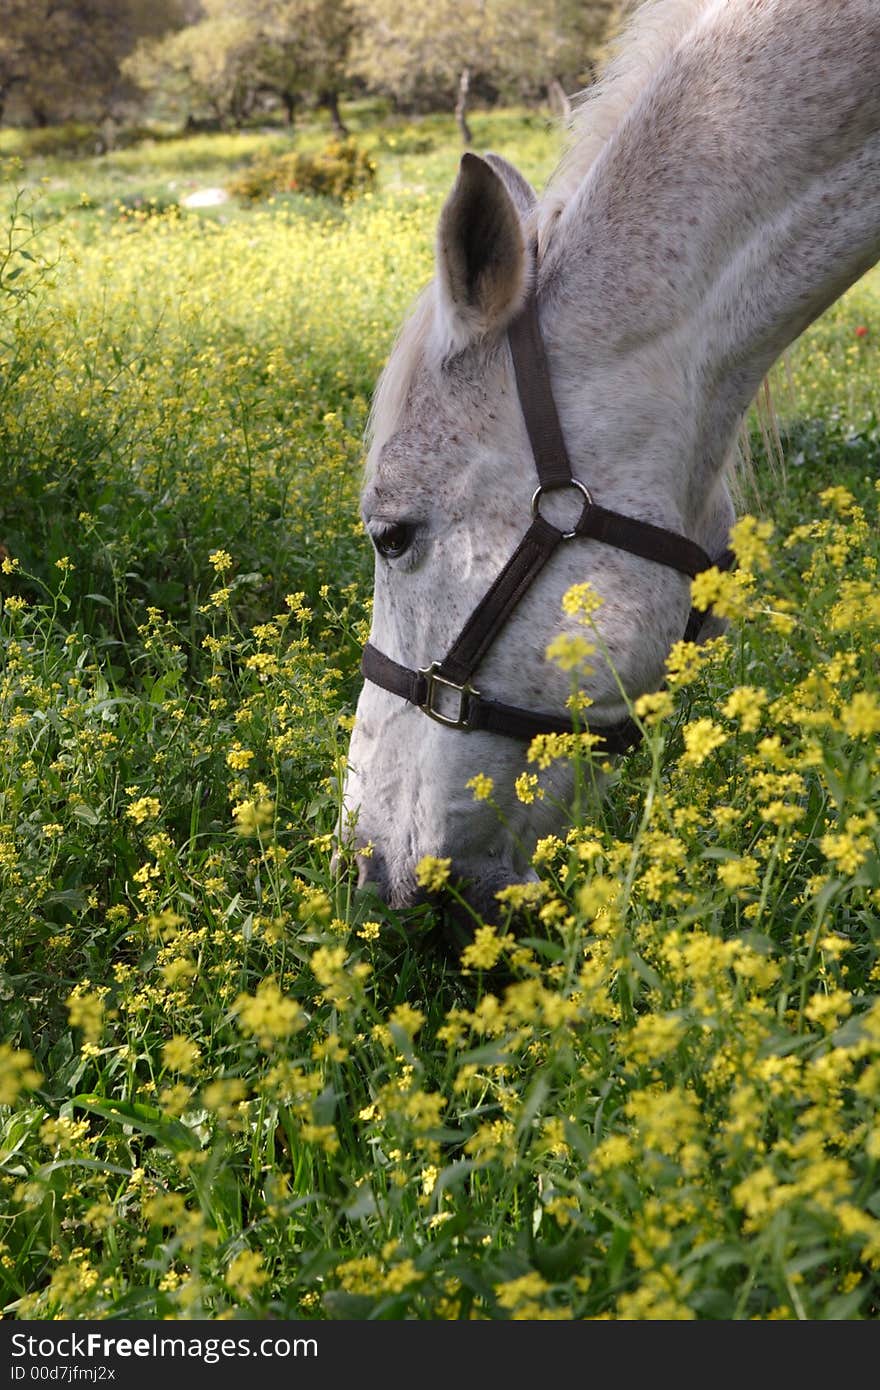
[361,642,425,707]
[360,641,644,753]
[574,503,713,579]
[507,265,573,490]
[470,698,641,752]
[438,515,563,686]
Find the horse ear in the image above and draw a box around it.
[435,152,530,351]
[483,153,537,217]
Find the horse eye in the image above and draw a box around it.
[372,522,415,559]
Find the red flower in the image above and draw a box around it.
[855,325,869,337]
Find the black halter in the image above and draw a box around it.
[361,260,733,756]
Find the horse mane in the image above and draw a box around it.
[365,285,437,458]
[537,0,716,238]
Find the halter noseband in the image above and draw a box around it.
[361,252,733,755]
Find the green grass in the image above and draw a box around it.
[1,104,560,223]
[1,110,879,1321]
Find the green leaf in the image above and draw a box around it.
[71,1095,196,1152]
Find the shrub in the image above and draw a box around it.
[227,139,377,202]
[7,123,103,159]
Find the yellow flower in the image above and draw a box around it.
[381,1259,422,1294]
[235,977,304,1048]
[161,1036,201,1074]
[126,796,160,824]
[689,567,753,620]
[634,689,674,724]
[527,730,600,768]
[466,773,494,801]
[820,824,873,875]
[804,989,852,1032]
[664,637,728,687]
[759,800,805,828]
[67,988,106,1045]
[225,1249,268,1296]
[514,772,543,803]
[415,855,452,892]
[680,718,727,767]
[545,631,595,672]
[716,856,760,890]
[226,744,255,771]
[40,1117,91,1153]
[840,691,880,738]
[420,1165,439,1197]
[209,549,233,573]
[818,485,856,516]
[388,1003,426,1038]
[461,925,510,971]
[722,686,767,732]
[0,1046,42,1105]
[312,1033,348,1063]
[232,797,274,835]
[561,582,603,618]
[495,1272,550,1310]
[624,1014,686,1065]
[590,1133,635,1173]
[728,515,774,574]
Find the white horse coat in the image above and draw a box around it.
[342,0,880,915]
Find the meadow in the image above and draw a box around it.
[1,107,879,1321]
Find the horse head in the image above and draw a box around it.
[341,0,880,919]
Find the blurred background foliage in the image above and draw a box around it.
[0,0,625,146]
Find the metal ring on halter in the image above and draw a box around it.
[530,477,593,540]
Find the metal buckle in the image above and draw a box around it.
[530,477,593,539]
[418,662,479,730]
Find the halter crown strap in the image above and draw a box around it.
[507,280,574,490]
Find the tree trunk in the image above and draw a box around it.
[547,77,572,123]
[321,90,348,138]
[281,90,297,126]
[455,67,472,146]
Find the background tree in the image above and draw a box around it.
[0,0,184,127]
[254,1,358,133]
[122,0,357,132]
[348,0,497,143]
[349,0,623,142]
[121,0,263,128]
[494,0,625,108]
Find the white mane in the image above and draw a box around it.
[538,0,716,234]
[365,286,436,458]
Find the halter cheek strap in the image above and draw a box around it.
[360,254,734,753]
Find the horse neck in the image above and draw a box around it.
[541,0,880,521]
